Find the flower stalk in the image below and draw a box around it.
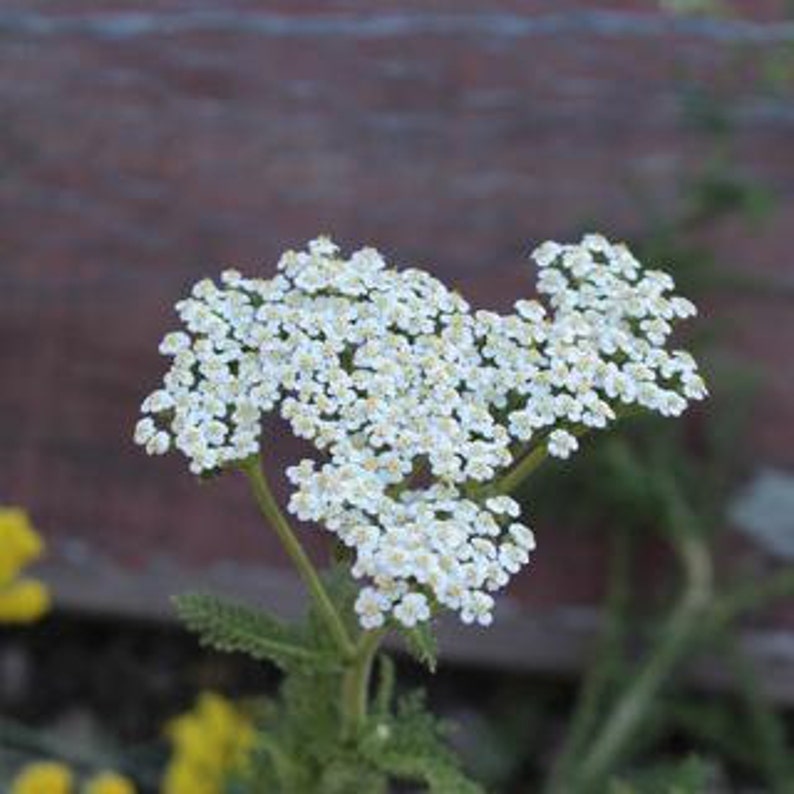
[243,457,387,740]
[574,532,713,789]
[564,477,714,792]
[243,457,355,660]
[491,443,548,496]
[341,628,388,740]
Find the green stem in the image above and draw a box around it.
[545,525,632,794]
[485,443,548,497]
[573,529,713,790]
[342,629,387,740]
[0,715,104,767]
[0,716,161,789]
[709,569,794,631]
[487,409,644,498]
[242,457,355,660]
[501,444,548,494]
[721,637,794,793]
[374,654,396,717]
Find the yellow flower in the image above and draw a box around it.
[0,507,50,623]
[161,762,219,794]
[83,771,137,794]
[0,578,50,622]
[162,692,255,794]
[10,761,74,794]
[0,508,44,583]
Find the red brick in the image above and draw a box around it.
[0,3,791,626]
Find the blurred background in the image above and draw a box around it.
[1,1,793,791]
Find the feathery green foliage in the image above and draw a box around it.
[608,756,714,794]
[361,692,484,793]
[401,621,439,672]
[174,570,480,793]
[173,592,335,670]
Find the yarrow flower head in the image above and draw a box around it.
[136,235,706,629]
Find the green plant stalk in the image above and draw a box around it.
[342,628,388,740]
[487,409,644,498]
[243,457,389,742]
[0,716,161,789]
[490,443,548,496]
[709,569,794,630]
[545,525,632,794]
[374,654,396,717]
[721,636,794,793]
[243,457,355,660]
[0,715,104,768]
[573,530,713,790]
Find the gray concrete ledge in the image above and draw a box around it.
[35,544,794,706]
[1,11,793,44]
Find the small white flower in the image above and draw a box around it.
[354,587,387,629]
[145,431,170,456]
[547,429,579,459]
[498,542,528,574]
[485,496,520,518]
[460,591,494,626]
[393,592,431,627]
[509,523,536,551]
[134,417,156,446]
[158,331,191,356]
[531,241,562,268]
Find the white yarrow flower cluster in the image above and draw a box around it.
[135,235,706,629]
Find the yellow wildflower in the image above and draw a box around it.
[162,692,255,794]
[83,771,137,794]
[0,507,50,623]
[10,761,74,794]
[0,578,50,622]
[161,762,219,794]
[0,508,44,581]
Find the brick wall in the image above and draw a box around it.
[1,3,793,664]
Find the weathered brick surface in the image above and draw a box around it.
[0,3,792,634]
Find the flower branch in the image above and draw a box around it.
[242,456,355,660]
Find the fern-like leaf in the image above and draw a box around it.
[174,592,335,670]
[362,691,483,794]
[401,622,438,672]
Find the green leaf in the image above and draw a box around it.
[174,592,335,670]
[372,751,484,794]
[245,728,308,793]
[307,565,360,652]
[362,691,484,794]
[608,756,714,794]
[401,622,438,672]
[317,758,388,794]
